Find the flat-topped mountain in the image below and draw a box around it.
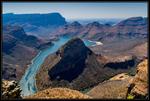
[3,13,67,39]
[3,13,66,27]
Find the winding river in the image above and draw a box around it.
[19,36,96,97]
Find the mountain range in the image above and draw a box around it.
[52,17,147,43]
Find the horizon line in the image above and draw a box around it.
[3,12,147,20]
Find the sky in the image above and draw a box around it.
[2,2,148,19]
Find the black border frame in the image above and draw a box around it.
[0,0,149,100]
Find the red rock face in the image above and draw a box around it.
[130,59,148,98]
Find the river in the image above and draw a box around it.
[19,36,96,97]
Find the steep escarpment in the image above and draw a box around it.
[130,59,148,99]
[2,25,53,81]
[36,37,138,91]
[3,13,66,26]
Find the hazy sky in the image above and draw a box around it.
[2,2,147,19]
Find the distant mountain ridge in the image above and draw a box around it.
[53,16,147,42]
[3,13,67,26]
[3,13,147,41]
[67,18,123,25]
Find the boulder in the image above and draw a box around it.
[130,59,148,98]
[2,80,22,99]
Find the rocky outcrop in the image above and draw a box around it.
[86,80,129,99]
[2,80,22,99]
[86,59,148,99]
[86,73,133,99]
[25,87,91,99]
[109,73,133,82]
[130,59,148,98]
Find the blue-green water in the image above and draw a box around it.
[19,36,96,97]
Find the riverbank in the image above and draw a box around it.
[19,36,71,96]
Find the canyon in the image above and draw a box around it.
[2,12,148,99]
